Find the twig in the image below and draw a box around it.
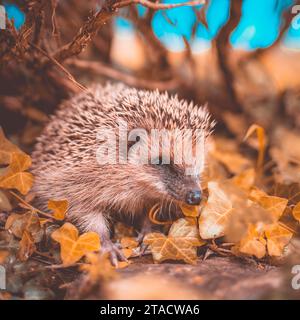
[9,191,55,220]
[53,0,205,64]
[30,43,87,91]
[114,0,205,10]
[68,59,180,90]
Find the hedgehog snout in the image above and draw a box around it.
[185,189,202,205]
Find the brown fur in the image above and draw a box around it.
[31,83,214,247]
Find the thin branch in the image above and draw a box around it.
[215,0,243,112]
[68,59,180,90]
[114,0,205,10]
[31,43,87,91]
[53,0,205,63]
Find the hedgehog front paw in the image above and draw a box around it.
[101,239,128,266]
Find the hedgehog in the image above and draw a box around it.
[31,83,215,264]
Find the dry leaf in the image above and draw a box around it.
[120,237,138,249]
[249,188,288,221]
[265,224,293,257]
[212,151,251,174]
[17,230,36,261]
[0,152,34,195]
[5,211,43,243]
[0,250,9,264]
[0,128,22,165]
[120,237,139,259]
[270,127,300,184]
[199,181,234,239]
[292,202,300,222]
[80,252,116,281]
[231,168,255,191]
[238,224,267,259]
[244,124,266,171]
[144,218,204,264]
[0,190,12,211]
[51,223,101,266]
[48,199,68,220]
[179,202,200,217]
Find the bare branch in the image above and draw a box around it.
[114,0,205,10]
[68,59,180,91]
[215,0,242,112]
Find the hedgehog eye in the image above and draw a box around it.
[128,136,140,148]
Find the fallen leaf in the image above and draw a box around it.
[249,188,288,221]
[144,218,204,264]
[0,250,9,263]
[238,224,267,259]
[265,224,293,257]
[231,168,255,191]
[48,199,68,220]
[179,203,200,217]
[244,124,266,172]
[292,202,300,222]
[0,128,22,165]
[51,223,101,266]
[0,190,12,211]
[120,237,138,249]
[17,230,36,261]
[5,211,43,243]
[80,252,116,281]
[0,152,34,195]
[199,181,234,239]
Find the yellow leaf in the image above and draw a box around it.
[169,218,204,246]
[5,211,43,243]
[249,188,288,221]
[0,128,23,165]
[0,152,34,195]
[120,237,138,249]
[231,168,255,191]
[51,223,101,266]
[212,150,251,174]
[238,224,267,259]
[80,252,116,281]
[120,237,139,259]
[144,218,204,265]
[265,224,293,257]
[122,248,134,259]
[48,199,68,220]
[115,261,130,269]
[17,230,36,262]
[293,202,300,222]
[0,250,9,264]
[199,181,234,239]
[179,203,200,217]
[244,124,266,172]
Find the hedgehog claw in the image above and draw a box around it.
[102,239,128,266]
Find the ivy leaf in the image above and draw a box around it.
[249,188,288,221]
[0,152,34,195]
[17,230,36,261]
[0,128,23,165]
[51,223,101,266]
[292,202,300,222]
[5,211,43,243]
[144,218,205,265]
[238,224,267,259]
[265,224,293,257]
[179,202,200,217]
[48,199,68,220]
[199,181,234,239]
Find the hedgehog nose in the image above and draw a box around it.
[185,189,202,205]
